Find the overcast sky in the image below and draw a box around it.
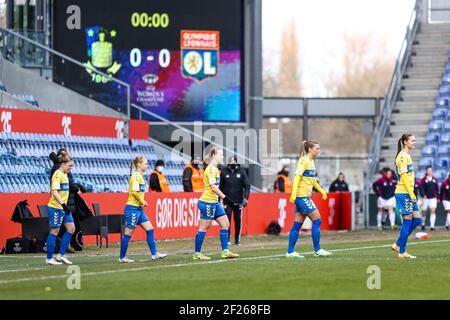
[262,0,416,96]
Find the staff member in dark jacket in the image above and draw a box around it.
[329,173,349,192]
[149,160,170,192]
[49,149,87,250]
[219,157,250,245]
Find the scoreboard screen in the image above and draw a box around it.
[53,0,244,122]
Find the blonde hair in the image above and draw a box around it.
[203,146,221,167]
[130,156,145,175]
[300,140,319,158]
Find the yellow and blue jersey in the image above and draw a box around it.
[295,156,317,197]
[395,151,415,194]
[199,164,220,203]
[48,169,69,209]
[127,171,146,207]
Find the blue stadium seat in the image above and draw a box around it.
[425,132,441,144]
[429,120,444,132]
[432,108,447,120]
[437,157,450,169]
[440,85,450,97]
[438,144,450,156]
[422,145,437,157]
[445,122,450,133]
[434,169,447,182]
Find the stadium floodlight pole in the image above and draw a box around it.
[0,28,131,115]
[131,103,277,175]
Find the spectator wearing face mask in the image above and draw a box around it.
[274,165,292,193]
[149,160,170,192]
[182,156,204,193]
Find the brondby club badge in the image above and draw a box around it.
[181,30,219,82]
[84,26,121,83]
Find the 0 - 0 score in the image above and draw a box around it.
[130,48,171,68]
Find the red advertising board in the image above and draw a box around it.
[129,119,149,140]
[0,192,353,248]
[0,108,126,138]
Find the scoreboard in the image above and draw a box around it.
[53,0,244,122]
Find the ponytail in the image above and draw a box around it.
[395,133,413,165]
[203,146,221,167]
[300,140,319,158]
[130,156,145,175]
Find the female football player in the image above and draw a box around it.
[119,156,167,263]
[286,140,332,259]
[392,134,421,259]
[193,146,239,260]
[46,154,76,265]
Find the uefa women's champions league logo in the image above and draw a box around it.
[181,30,219,82]
[84,26,122,83]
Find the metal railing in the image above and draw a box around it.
[0,28,131,118]
[132,103,278,178]
[362,0,423,226]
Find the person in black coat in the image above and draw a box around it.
[219,157,250,245]
[49,149,87,250]
[329,173,350,192]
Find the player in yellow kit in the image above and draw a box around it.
[193,146,239,260]
[286,140,333,259]
[391,134,421,259]
[45,154,76,265]
[119,156,167,263]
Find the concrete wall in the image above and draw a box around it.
[0,90,37,109]
[0,58,125,119]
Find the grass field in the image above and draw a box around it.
[1,230,450,300]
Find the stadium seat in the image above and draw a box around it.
[429,120,444,132]
[434,169,447,182]
[436,97,450,108]
[445,122,450,133]
[432,108,447,120]
[440,85,450,97]
[441,133,450,144]
[419,157,434,170]
[422,145,438,157]
[0,133,186,193]
[438,144,450,156]
[437,157,450,169]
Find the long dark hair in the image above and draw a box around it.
[395,134,413,164]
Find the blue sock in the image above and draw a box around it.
[220,229,229,251]
[59,232,73,256]
[146,229,157,255]
[287,221,302,253]
[195,231,206,253]
[398,219,412,254]
[46,233,57,260]
[312,219,322,252]
[120,234,132,259]
[409,217,421,235]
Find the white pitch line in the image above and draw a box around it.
[1,239,449,285]
[0,267,46,273]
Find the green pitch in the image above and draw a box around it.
[1,230,450,300]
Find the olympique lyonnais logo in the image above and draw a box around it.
[181,30,219,82]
